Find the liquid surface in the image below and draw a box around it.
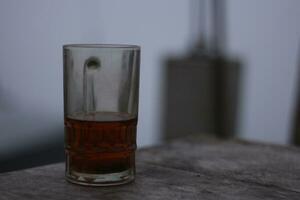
[65,112,137,175]
[68,112,136,122]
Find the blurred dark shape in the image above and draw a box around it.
[163,52,241,139]
[162,0,242,140]
[0,129,64,173]
[292,45,300,146]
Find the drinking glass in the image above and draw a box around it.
[63,44,140,186]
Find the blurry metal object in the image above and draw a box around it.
[162,0,242,139]
[163,56,240,139]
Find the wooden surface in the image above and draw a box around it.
[1,136,300,200]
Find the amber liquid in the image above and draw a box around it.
[65,112,137,176]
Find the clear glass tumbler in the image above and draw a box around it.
[63,44,140,186]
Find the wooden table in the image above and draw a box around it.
[1,136,300,200]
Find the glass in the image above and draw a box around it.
[63,44,140,186]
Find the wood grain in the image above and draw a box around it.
[0,136,300,200]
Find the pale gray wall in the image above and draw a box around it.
[0,0,299,162]
[0,0,190,159]
[227,0,300,144]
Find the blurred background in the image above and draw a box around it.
[1,0,300,172]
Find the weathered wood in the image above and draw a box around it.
[0,136,300,200]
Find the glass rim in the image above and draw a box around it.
[63,44,140,50]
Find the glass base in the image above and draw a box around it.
[66,168,135,186]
